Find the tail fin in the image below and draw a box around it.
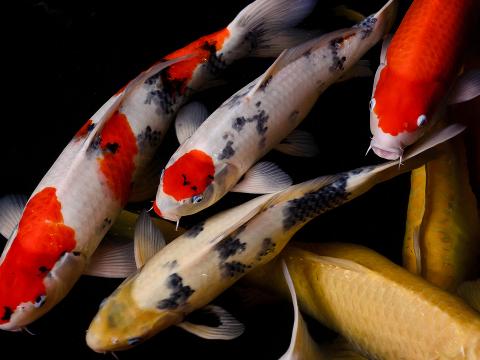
[228,0,318,57]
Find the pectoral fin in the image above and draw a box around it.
[231,161,292,194]
[84,240,136,278]
[0,194,27,239]
[177,305,245,340]
[134,210,166,268]
[448,69,480,105]
[175,102,210,144]
[274,130,319,157]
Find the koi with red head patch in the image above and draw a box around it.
[369,0,480,160]
[155,0,398,221]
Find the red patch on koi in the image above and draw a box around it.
[0,187,76,324]
[163,150,215,201]
[163,28,230,94]
[374,67,443,136]
[97,112,138,205]
[75,119,94,139]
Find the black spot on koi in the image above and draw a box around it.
[214,236,246,261]
[283,173,351,230]
[185,222,205,238]
[256,238,276,260]
[221,261,251,278]
[218,140,235,160]
[157,273,195,310]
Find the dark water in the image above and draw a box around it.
[2,0,469,359]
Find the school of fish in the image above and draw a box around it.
[1,0,480,359]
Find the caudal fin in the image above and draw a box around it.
[228,0,318,57]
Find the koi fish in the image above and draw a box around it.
[85,123,463,352]
[403,134,480,291]
[368,0,480,160]
[0,0,319,331]
[244,242,480,359]
[153,0,398,221]
[279,261,368,360]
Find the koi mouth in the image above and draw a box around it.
[153,201,180,223]
[370,140,403,161]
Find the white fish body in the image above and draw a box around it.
[154,0,398,220]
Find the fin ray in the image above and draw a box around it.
[177,305,245,340]
[231,161,292,194]
[0,194,27,239]
[134,210,166,268]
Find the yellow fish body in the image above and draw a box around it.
[403,137,480,291]
[244,242,480,359]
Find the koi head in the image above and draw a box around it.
[0,188,85,330]
[86,273,183,352]
[154,149,233,221]
[369,67,442,160]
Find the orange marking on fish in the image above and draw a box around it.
[0,187,76,324]
[163,150,215,201]
[374,69,443,135]
[98,112,138,205]
[374,0,477,136]
[163,28,230,94]
[75,119,94,139]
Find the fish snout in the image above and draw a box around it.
[371,143,402,160]
[153,198,181,222]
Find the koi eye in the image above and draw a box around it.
[369,98,376,111]
[192,195,203,204]
[417,114,427,127]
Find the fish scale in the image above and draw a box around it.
[246,243,480,359]
[387,0,473,80]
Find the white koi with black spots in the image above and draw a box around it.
[85,123,463,352]
[154,0,398,221]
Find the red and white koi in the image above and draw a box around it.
[85,122,464,352]
[154,0,398,221]
[0,0,318,330]
[368,0,480,160]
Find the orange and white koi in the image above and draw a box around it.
[85,124,463,352]
[154,0,398,221]
[368,0,480,160]
[0,0,318,331]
